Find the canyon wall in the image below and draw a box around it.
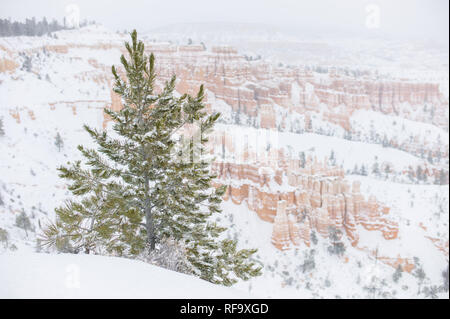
[212,156,398,251]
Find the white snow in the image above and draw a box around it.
[0,252,254,298]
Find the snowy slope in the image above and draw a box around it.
[0,253,253,298]
[218,200,449,299]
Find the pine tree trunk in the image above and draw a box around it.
[144,176,156,251]
[145,204,155,251]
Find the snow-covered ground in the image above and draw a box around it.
[219,200,449,299]
[0,252,252,298]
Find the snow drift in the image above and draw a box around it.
[0,253,253,298]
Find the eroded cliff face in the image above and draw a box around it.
[0,58,18,73]
[95,42,449,164]
[211,156,397,250]
[3,34,445,159]
[144,44,448,131]
[209,153,438,274]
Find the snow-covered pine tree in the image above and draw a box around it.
[360,164,367,176]
[442,265,449,292]
[329,150,336,166]
[15,210,32,237]
[392,265,402,283]
[0,117,5,136]
[54,132,63,151]
[41,30,261,285]
[372,161,379,176]
[299,151,306,168]
[0,227,8,248]
[327,225,345,256]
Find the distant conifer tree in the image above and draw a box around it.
[0,117,5,136]
[54,132,64,152]
[393,265,402,283]
[327,226,345,256]
[16,211,33,237]
[442,265,449,292]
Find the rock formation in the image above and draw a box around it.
[271,200,290,250]
[213,155,399,250]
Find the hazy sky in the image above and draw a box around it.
[0,0,448,44]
